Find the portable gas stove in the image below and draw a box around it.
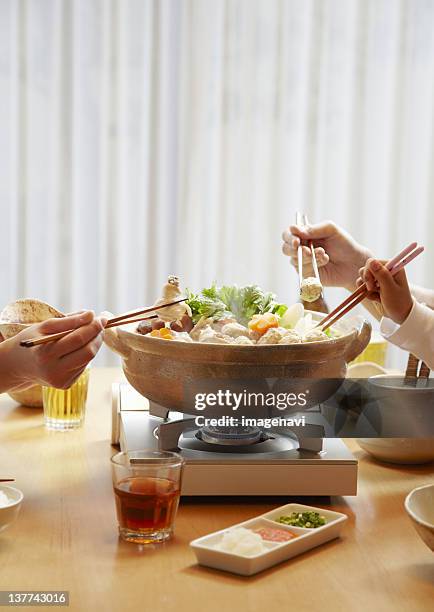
[111,383,357,496]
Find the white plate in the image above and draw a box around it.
[190,503,348,576]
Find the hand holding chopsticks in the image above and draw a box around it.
[20,298,187,348]
[319,242,424,332]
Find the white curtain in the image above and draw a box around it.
[1,0,433,366]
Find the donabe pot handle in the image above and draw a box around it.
[103,326,131,359]
[345,318,372,364]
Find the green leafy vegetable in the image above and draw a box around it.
[272,303,288,318]
[186,287,232,323]
[276,511,326,529]
[187,284,287,326]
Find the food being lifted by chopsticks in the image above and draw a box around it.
[136,276,194,336]
[20,294,189,348]
[151,275,192,323]
[295,212,323,303]
[319,242,424,332]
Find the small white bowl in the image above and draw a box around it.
[405,484,434,551]
[0,485,23,533]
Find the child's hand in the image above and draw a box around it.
[356,259,413,324]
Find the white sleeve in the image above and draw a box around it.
[380,300,434,370]
[410,284,434,309]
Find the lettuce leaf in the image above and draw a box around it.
[186,288,232,323]
[187,284,287,326]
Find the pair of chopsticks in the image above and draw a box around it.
[20,297,186,348]
[404,353,430,386]
[296,212,322,298]
[319,242,424,332]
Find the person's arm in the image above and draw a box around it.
[380,300,434,370]
[359,259,434,369]
[0,311,106,394]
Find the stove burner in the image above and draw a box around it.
[197,425,264,446]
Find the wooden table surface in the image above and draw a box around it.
[0,368,433,612]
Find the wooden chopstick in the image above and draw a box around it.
[105,314,158,329]
[103,297,186,325]
[404,354,420,386]
[404,354,431,386]
[320,243,424,332]
[419,362,431,379]
[0,479,15,483]
[405,354,419,378]
[20,314,159,347]
[20,298,186,348]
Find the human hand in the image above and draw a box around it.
[282,220,372,291]
[2,311,107,391]
[357,259,414,324]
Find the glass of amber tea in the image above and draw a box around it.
[42,368,90,430]
[111,450,184,544]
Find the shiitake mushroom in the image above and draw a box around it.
[137,320,153,335]
[137,318,166,335]
[170,314,193,333]
[138,315,193,335]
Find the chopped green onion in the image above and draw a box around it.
[276,511,326,529]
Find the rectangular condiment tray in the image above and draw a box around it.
[190,503,348,576]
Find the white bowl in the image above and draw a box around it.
[356,373,434,465]
[0,485,23,533]
[357,438,434,465]
[8,385,43,408]
[405,484,434,551]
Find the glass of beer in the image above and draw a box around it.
[111,450,184,544]
[42,368,90,430]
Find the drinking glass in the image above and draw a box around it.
[42,368,89,430]
[111,450,184,544]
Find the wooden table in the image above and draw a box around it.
[0,368,433,612]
